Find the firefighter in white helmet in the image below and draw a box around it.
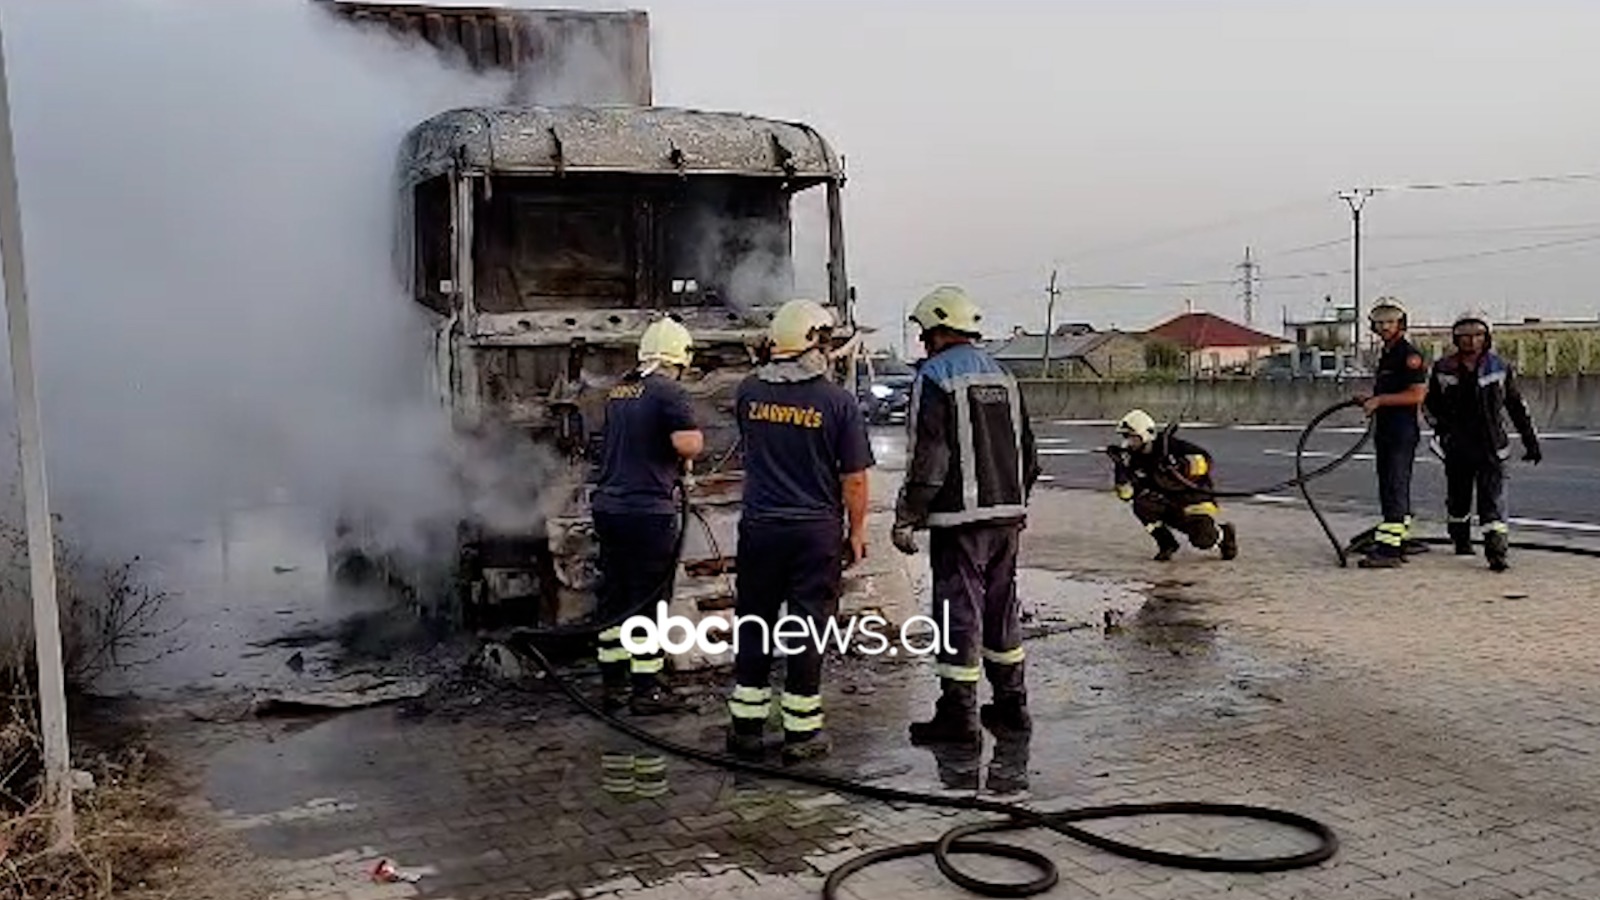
[725,299,874,763]
[592,316,704,714]
[1353,297,1429,568]
[1423,310,1541,571]
[1108,409,1238,562]
[892,285,1041,746]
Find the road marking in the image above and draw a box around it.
[1262,448,1376,462]
[1036,437,1073,445]
[1249,494,1299,505]
[1036,474,1057,482]
[1507,517,1600,534]
[1051,419,1115,426]
[1540,432,1600,442]
[1231,424,1303,432]
[1039,448,1093,456]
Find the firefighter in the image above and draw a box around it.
[725,299,874,763]
[1109,409,1239,562]
[1424,311,1542,572]
[592,317,704,714]
[1354,297,1430,568]
[891,286,1041,746]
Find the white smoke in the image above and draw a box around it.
[0,0,517,571]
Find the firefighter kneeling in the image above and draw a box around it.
[1109,410,1238,562]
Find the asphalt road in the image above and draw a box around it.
[1027,413,1600,534]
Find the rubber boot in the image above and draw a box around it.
[600,660,630,713]
[1485,531,1510,572]
[782,729,832,764]
[910,681,980,746]
[725,718,765,760]
[1151,527,1181,562]
[979,694,1032,736]
[631,673,691,716]
[1218,523,1239,561]
[1448,521,1474,556]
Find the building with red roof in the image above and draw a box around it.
[1141,310,1290,375]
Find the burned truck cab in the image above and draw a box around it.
[394,105,852,626]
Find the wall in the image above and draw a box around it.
[1020,374,1600,430]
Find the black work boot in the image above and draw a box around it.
[1448,521,1474,556]
[1357,548,1404,569]
[910,682,980,746]
[1218,523,1239,561]
[725,719,765,760]
[600,661,630,713]
[1151,527,1181,562]
[782,729,832,764]
[979,695,1032,736]
[630,675,691,716]
[1485,531,1510,572]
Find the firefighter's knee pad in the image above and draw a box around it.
[1187,515,1220,549]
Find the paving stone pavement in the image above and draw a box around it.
[153,488,1600,900]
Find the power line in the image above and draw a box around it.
[1366,171,1600,193]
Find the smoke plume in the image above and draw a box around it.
[0,0,521,574]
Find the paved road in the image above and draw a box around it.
[1028,415,1600,533]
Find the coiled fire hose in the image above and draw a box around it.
[502,397,1600,896]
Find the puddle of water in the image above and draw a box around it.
[92,503,429,702]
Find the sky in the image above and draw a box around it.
[0,0,1597,560]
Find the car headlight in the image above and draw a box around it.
[870,384,893,399]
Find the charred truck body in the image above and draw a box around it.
[321,3,855,631]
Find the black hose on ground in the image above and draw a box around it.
[503,397,1600,897]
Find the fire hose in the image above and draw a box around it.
[502,397,1598,897]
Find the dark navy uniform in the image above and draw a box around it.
[1367,336,1428,559]
[726,370,874,753]
[895,342,1040,740]
[592,372,698,697]
[1425,346,1540,568]
[1112,433,1235,560]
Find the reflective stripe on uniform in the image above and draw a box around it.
[982,646,1025,665]
[1447,514,1472,524]
[1375,522,1405,546]
[781,694,824,733]
[1145,521,1162,534]
[935,662,982,682]
[1115,484,1133,501]
[598,626,623,643]
[1186,454,1209,477]
[1484,520,1509,534]
[597,646,631,663]
[728,685,772,719]
[631,656,664,675]
[1183,501,1219,518]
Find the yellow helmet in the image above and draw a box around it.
[909,285,984,337]
[1116,409,1158,445]
[768,299,835,358]
[638,317,694,367]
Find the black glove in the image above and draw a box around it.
[1523,440,1542,464]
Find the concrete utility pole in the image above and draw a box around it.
[1040,269,1060,378]
[0,13,74,847]
[1337,188,1374,357]
[1238,246,1258,325]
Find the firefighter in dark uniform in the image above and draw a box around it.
[890,286,1041,745]
[725,299,874,764]
[592,317,704,714]
[1424,311,1542,571]
[1109,409,1239,561]
[1355,297,1430,568]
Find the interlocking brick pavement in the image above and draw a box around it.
[144,486,1600,899]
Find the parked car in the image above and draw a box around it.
[858,356,916,425]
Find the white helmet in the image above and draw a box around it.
[638,317,694,367]
[909,285,984,337]
[1368,296,1408,327]
[1117,409,1158,447]
[768,299,835,358]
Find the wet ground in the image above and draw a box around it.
[86,427,1600,899]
